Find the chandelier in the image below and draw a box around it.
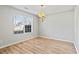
[37,5,46,22]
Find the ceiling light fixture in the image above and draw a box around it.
[37,5,46,22]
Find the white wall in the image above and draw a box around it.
[0,6,39,48]
[39,10,74,42]
[74,6,79,53]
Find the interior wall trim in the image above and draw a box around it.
[73,42,79,54]
[39,36,74,43]
[73,5,79,54]
[8,5,37,16]
[47,9,74,17]
[0,36,38,49]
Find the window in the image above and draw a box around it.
[25,16,32,33]
[25,25,31,32]
[13,16,32,34]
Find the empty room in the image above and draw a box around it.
[0,5,79,54]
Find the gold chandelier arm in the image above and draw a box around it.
[37,5,46,22]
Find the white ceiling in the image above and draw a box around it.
[11,5,74,16]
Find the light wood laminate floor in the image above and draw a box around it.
[0,37,76,54]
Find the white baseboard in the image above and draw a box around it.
[0,36,38,49]
[39,36,74,43]
[73,42,79,54]
[0,35,75,52]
